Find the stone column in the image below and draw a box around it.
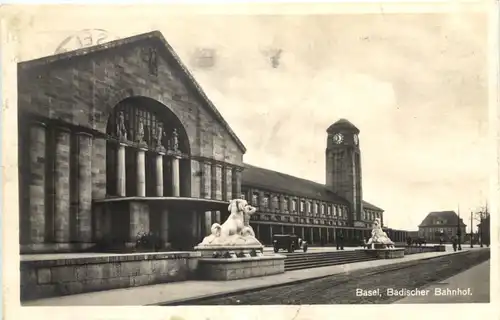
[291,226,295,235]
[256,224,260,239]
[54,127,71,243]
[301,227,305,240]
[202,161,212,199]
[309,227,314,244]
[76,132,93,243]
[326,228,330,244]
[160,208,170,248]
[225,166,233,200]
[215,210,221,224]
[281,225,285,234]
[28,120,47,244]
[269,225,273,242]
[136,148,146,197]
[204,211,212,235]
[129,202,149,243]
[231,167,242,198]
[211,164,223,200]
[172,156,180,197]
[117,143,126,197]
[156,152,164,196]
[319,227,322,244]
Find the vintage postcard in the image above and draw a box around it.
[1,2,497,320]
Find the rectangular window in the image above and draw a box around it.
[300,200,305,213]
[263,194,270,208]
[252,192,259,206]
[321,204,326,215]
[315,203,319,215]
[272,195,279,209]
[327,205,332,215]
[333,206,337,216]
[284,197,289,212]
[307,201,312,214]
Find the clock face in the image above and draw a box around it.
[353,134,359,145]
[332,133,344,144]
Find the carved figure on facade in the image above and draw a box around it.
[171,128,179,152]
[116,111,128,141]
[136,118,146,145]
[366,218,395,249]
[198,199,261,246]
[155,125,166,151]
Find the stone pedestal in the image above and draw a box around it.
[361,248,405,259]
[197,255,286,281]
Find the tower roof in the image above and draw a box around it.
[326,118,360,133]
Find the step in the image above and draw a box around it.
[285,257,376,271]
[285,257,373,268]
[285,256,373,267]
[285,253,367,262]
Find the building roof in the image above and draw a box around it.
[418,211,467,227]
[18,30,246,154]
[326,118,360,134]
[241,163,383,211]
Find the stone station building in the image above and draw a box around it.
[18,31,408,255]
[18,31,245,254]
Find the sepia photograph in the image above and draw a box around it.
[1,2,497,318]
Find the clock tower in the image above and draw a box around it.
[325,119,363,224]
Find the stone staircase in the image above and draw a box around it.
[284,250,377,271]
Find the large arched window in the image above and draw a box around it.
[105,97,190,197]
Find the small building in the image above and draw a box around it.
[418,211,467,243]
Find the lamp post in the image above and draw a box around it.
[457,211,462,251]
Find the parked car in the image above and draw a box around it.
[273,234,308,253]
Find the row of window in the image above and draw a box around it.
[243,191,349,219]
[363,210,382,222]
[420,227,458,236]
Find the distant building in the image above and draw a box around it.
[418,211,466,243]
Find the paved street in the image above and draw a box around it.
[23,248,471,306]
[176,248,490,305]
[395,259,490,303]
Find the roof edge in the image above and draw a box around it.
[18,30,247,154]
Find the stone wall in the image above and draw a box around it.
[20,251,200,301]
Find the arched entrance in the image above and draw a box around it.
[105,96,191,198]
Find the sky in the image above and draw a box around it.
[4,4,491,231]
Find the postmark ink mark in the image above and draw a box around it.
[55,29,119,54]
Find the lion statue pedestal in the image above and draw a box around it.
[358,218,405,259]
[194,199,286,280]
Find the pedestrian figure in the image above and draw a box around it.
[337,231,344,250]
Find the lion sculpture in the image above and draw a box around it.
[199,199,261,246]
